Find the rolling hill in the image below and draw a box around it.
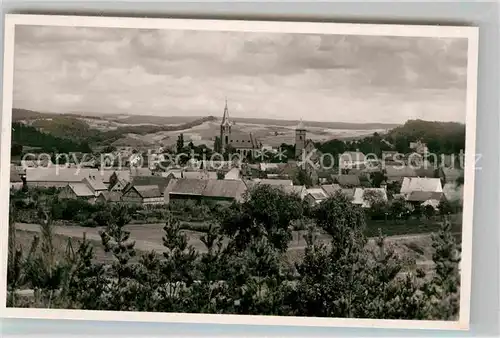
[386,119,465,154]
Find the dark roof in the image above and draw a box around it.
[203,180,247,199]
[10,166,23,182]
[229,132,260,149]
[165,178,247,201]
[385,165,417,178]
[415,167,437,178]
[167,178,208,196]
[321,184,341,196]
[341,188,355,200]
[98,191,122,202]
[440,167,463,182]
[127,175,172,193]
[406,191,443,202]
[332,174,361,187]
[133,185,162,198]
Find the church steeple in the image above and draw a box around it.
[222,97,231,127]
[220,98,232,152]
[295,118,307,158]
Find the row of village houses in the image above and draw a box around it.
[9,155,463,210]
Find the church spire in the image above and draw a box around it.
[296,118,306,131]
[222,97,231,127]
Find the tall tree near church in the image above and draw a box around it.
[214,136,222,154]
[176,133,184,154]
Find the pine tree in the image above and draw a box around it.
[99,204,138,311]
[7,205,26,307]
[67,234,107,309]
[176,133,184,154]
[425,219,461,320]
[24,208,72,308]
[187,223,229,313]
[157,213,198,312]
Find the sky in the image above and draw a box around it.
[13,25,469,124]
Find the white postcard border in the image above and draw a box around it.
[0,14,479,331]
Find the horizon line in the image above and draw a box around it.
[11,107,466,126]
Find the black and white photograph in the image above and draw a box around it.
[1,15,478,330]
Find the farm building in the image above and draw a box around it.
[123,175,173,195]
[381,151,403,164]
[245,179,294,191]
[108,170,132,187]
[224,168,241,180]
[25,167,101,188]
[183,171,218,180]
[82,176,107,196]
[404,191,444,204]
[352,188,388,208]
[339,151,366,170]
[384,165,417,184]
[58,183,95,203]
[437,167,464,184]
[400,177,443,195]
[10,165,24,190]
[304,188,329,205]
[121,185,163,205]
[320,184,342,197]
[96,191,122,204]
[281,185,307,200]
[109,178,128,192]
[202,179,248,203]
[331,174,360,188]
[163,178,247,204]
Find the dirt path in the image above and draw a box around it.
[15,222,440,260]
[16,222,167,253]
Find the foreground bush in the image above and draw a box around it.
[7,186,461,320]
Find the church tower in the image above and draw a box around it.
[220,99,232,152]
[295,119,306,158]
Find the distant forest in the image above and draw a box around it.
[11,123,92,155]
[316,119,466,158]
[11,108,466,157]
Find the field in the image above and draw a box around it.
[15,222,442,270]
[13,108,395,148]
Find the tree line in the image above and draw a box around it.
[8,185,461,320]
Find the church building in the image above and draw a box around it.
[295,120,316,159]
[220,100,261,154]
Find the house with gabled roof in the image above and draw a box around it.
[339,151,366,170]
[382,151,403,164]
[304,188,329,205]
[331,174,361,188]
[247,179,293,190]
[400,177,444,206]
[96,191,122,204]
[58,182,96,203]
[400,177,443,194]
[123,175,173,195]
[10,165,24,190]
[352,188,388,208]
[384,165,417,184]
[26,167,100,188]
[281,185,307,200]
[437,167,464,184]
[121,185,163,205]
[320,184,342,197]
[163,178,247,204]
[82,176,107,197]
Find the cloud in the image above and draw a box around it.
[12,25,468,123]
